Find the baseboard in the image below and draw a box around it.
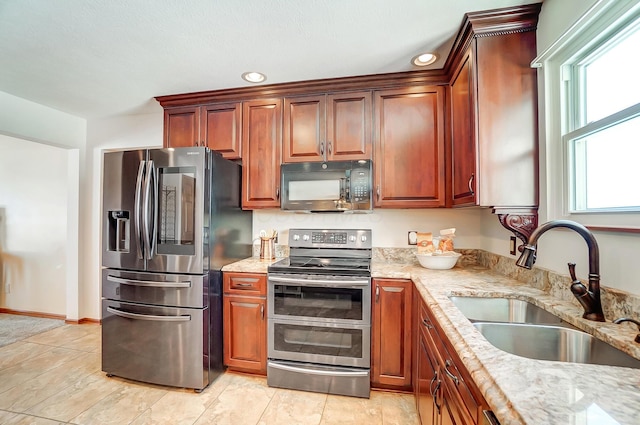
[0,307,100,325]
[0,307,65,321]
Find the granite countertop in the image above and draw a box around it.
[223,256,640,425]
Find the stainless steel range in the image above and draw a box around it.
[266,228,372,398]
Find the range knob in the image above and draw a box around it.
[349,235,356,242]
[302,234,310,241]
[292,234,300,241]
[361,235,368,242]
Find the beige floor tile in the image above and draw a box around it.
[0,341,54,370]
[0,351,102,412]
[257,388,327,425]
[69,380,167,425]
[0,409,65,425]
[194,374,276,425]
[60,330,101,352]
[320,393,384,425]
[24,323,99,346]
[0,346,85,394]
[373,391,420,425]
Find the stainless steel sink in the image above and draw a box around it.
[473,322,640,369]
[449,296,567,325]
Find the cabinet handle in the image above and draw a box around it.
[468,173,475,196]
[376,185,380,201]
[444,359,460,385]
[234,283,254,288]
[375,284,380,303]
[422,318,433,329]
[433,379,441,414]
[320,141,325,157]
[276,187,280,200]
[261,304,264,320]
[328,140,332,155]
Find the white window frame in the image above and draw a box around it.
[533,0,640,230]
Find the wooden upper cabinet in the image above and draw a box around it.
[164,106,200,148]
[164,103,242,159]
[374,86,446,208]
[242,98,282,209]
[283,91,372,163]
[450,50,476,206]
[447,5,540,208]
[201,102,242,159]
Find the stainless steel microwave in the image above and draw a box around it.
[280,160,373,212]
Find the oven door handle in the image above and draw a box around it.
[106,306,191,322]
[107,275,191,288]
[268,276,370,287]
[268,361,369,377]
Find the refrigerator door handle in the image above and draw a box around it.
[106,274,192,288]
[134,160,146,260]
[107,306,191,322]
[142,160,156,260]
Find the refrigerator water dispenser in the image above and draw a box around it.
[108,210,130,252]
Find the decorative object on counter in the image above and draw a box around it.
[416,232,434,253]
[516,219,605,322]
[613,318,640,343]
[416,251,461,270]
[438,227,456,252]
[259,229,277,260]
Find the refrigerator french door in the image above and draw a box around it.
[102,147,208,275]
[101,147,251,391]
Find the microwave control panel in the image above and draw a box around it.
[348,167,371,202]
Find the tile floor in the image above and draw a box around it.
[0,323,419,424]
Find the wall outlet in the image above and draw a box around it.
[509,236,517,256]
[408,231,418,245]
[5,282,10,294]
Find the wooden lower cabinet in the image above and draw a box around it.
[223,273,267,374]
[414,293,488,425]
[371,278,413,390]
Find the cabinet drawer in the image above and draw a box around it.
[224,273,266,296]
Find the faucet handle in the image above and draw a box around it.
[613,318,640,343]
[568,262,578,282]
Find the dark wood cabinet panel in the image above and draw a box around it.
[242,98,282,209]
[283,91,371,163]
[374,86,446,208]
[283,95,325,162]
[164,106,200,148]
[450,50,476,206]
[326,91,372,160]
[371,278,413,390]
[223,272,267,375]
[201,102,242,159]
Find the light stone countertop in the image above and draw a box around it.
[222,256,640,425]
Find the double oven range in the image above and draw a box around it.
[267,229,372,398]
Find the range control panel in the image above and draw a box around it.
[288,229,372,249]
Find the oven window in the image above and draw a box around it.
[273,284,363,320]
[272,323,363,359]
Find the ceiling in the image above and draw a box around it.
[0,0,541,119]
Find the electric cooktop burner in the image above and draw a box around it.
[267,228,372,277]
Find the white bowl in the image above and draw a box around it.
[415,251,461,270]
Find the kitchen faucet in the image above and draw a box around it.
[515,220,605,322]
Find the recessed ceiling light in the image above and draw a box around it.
[242,72,266,83]
[412,53,438,67]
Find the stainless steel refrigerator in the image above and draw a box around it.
[101,147,252,391]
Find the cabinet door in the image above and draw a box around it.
[374,86,446,208]
[242,98,282,209]
[164,106,200,148]
[223,295,266,374]
[450,50,477,206]
[417,325,438,425]
[326,91,372,161]
[283,95,325,162]
[201,102,242,159]
[371,278,413,390]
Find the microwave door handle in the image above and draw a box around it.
[134,160,146,260]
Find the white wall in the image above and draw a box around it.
[0,134,68,315]
[253,208,484,250]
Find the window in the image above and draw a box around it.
[563,16,640,213]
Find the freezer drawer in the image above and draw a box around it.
[101,300,209,390]
[102,269,208,308]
